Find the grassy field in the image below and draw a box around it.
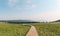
[0,22,30,36]
[34,22,60,36]
[0,22,60,36]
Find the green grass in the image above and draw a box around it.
[0,22,30,36]
[34,22,60,36]
[0,22,60,36]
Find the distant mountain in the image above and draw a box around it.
[7,20,34,22]
[0,20,38,22]
[0,20,40,24]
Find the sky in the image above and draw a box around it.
[0,0,60,21]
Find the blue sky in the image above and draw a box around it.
[0,0,60,21]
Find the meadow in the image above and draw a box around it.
[34,22,60,36]
[0,22,60,36]
[0,22,30,36]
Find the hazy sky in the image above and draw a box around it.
[0,0,60,21]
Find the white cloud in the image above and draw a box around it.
[25,4,36,9]
[26,0,31,3]
[8,0,19,7]
[32,4,36,8]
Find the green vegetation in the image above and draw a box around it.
[34,22,60,36]
[0,22,60,36]
[0,22,30,36]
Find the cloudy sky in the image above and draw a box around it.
[0,0,60,21]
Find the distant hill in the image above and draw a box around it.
[0,20,34,22]
[54,20,60,22]
[0,20,40,24]
[7,20,35,22]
